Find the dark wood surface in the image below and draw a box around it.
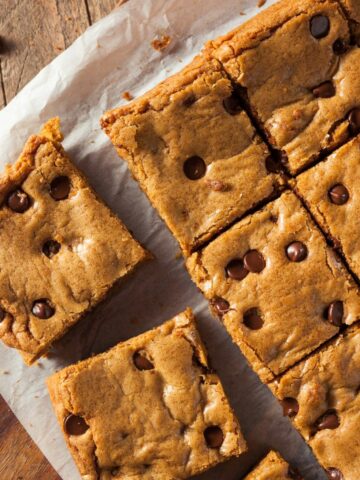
[0,1,121,479]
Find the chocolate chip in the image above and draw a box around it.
[183,94,196,107]
[0,307,5,322]
[310,15,330,39]
[225,259,249,281]
[281,397,299,418]
[111,468,120,477]
[333,39,348,55]
[212,297,230,316]
[223,92,243,115]
[315,409,340,430]
[328,184,349,205]
[42,240,61,258]
[50,176,71,200]
[243,308,263,330]
[348,108,360,135]
[325,301,344,326]
[265,155,282,173]
[31,299,55,319]
[312,81,335,99]
[288,466,303,480]
[326,468,344,480]
[64,414,89,436]
[204,426,224,448]
[7,189,30,213]
[133,351,154,371]
[286,242,308,262]
[183,156,206,180]
[243,250,265,273]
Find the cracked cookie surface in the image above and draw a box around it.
[271,323,360,480]
[47,309,246,480]
[101,56,282,255]
[207,0,360,174]
[186,191,360,383]
[0,118,149,364]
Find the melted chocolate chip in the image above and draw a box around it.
[31,299,55,319]
[325,301,344,326]
[223,92,243,115]
[326,468,344,480]
[183,156,206,180]
[312,81,335,99]
[243,308,263,330]
[50,176,71,200]
[133,351,154,371]
[64,414,89,436]
[183,94,196,107]
[310,15,330,39]
[243,250,265,273]
[42,240,61,258]
[315,409,340,431]
[328,184,349,205]
[225,259,249,281]
[348,108,360,135]
[333,39,348,55]
[281,397,299,418]
[0,307,5,322]
[212,297,230,316]
[7,189,30,213]
[204,426,224,448]
[286,242,308,262]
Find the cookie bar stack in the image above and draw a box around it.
[101,1,360,478]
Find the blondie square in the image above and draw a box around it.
[0,118,149,364]
[271,324,360,480]
[186,191,360,383]
[101,56,281,255]
[47,309,246,480]
[208,0,360,174]
[296,135,360,281]
[244,451,302,480]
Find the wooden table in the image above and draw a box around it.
[0,2,122,478]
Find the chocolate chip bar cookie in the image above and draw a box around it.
[0,118,149,364]
[47,309,246,480]
[101,56,282,255]
[272,323,360,479]
[295,135,360,280]
[207,0,360,174]
[244,451,302,480]
[186,191,360,383]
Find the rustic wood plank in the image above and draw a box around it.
[0,0,90,104]
[86,0,122,24]
[0,396,61,480]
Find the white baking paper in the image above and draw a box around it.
[0,1,328,479]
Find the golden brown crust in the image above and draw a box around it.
[244,451,296,480]
[0,119,150,363]
[186,191,360,383]
[271,323,360,478]
[47,309,246,479]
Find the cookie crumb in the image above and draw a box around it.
[151,35,172,52]
[1,370,9,375]
[257,0,266,7]
[122,91,134,101]
[239,10,246,15]
[206,179,228,192]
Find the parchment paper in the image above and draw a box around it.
[0,1,328,479]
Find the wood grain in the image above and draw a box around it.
[0,1,121,478]
[86,0,123,23]
[0,396,61,480]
